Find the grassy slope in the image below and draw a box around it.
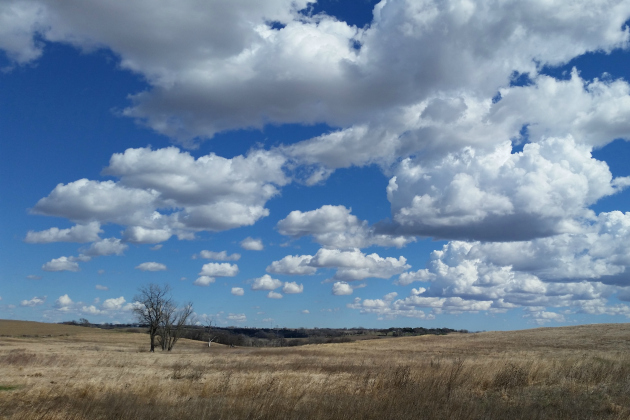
[0,321,629,419]
[0,320,113,337]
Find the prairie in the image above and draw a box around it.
[1,320,629,419]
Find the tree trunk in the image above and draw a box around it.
[150,333,155,352]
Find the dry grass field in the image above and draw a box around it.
[1,320,629,419]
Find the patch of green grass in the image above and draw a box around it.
[0,385,19,391]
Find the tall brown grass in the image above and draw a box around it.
[1,322,629,419]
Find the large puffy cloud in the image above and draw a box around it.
[385,136,630,241]
[491,71,630,150]
[32,179,158,225]
[420,211,630,286]
[266,255,317,275]
[276,205,414,248]
[4,0,629,144]
[384,212,630,321]
[285,72,630,176]
[25,222,102,243]
[0,1,46,65]
[268,248,410,281]
[346,212,630,322]
[309,248,410,281]
[32,147,288,242]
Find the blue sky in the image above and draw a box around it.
[2,0,630,330]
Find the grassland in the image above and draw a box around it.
[1,320,629,419]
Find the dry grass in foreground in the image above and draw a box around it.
[1,321,629,419]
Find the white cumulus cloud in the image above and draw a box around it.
[267,291,283,299]
[266,254,316,275]
[282,281,304,294]
[25,222,102,243]
[332,282,354,296]
[195,250,241,261]
[42,256,80,272]
[20,296,46,307]
[193,276,215,286]
[135,262,167,271]
[251,274,282,290]
[240,237,264,251]
[82,238,128,256]
[199,262,239,277]
[277,205,414,248]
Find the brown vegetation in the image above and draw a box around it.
[1,321,629,419]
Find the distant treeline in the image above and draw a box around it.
[185,326,466,347]
[60,319,467,347]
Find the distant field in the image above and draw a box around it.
[0,320,113,337]
[0,321,629,419]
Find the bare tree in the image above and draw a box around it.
[158,301,194,351]
[132,284,172,352]
[205,319,217,347]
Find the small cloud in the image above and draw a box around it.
[231,287,245,296]
[227,313,246,323]
[20,296,46,307]
[97,269,105,275]
[180,277,187,281]
[195,250,241,261]
[102,296,126,310]
[301,309,310,314]
[267,291,283,299]
[262,317,274,323]
[194,276,215,286]
[24,222,102,244]
[135,262,167,271]
[55,294,73,308]
[383,292,398,301]
[95,284,109,291]
[282,281,304,294]
[252,274,282,291]
[150,244,163,251]
[240,237,264,251]
[81,238,127,257]
[332,281,354,295]
[199,262,239,277]
[42,256,80,272]
[26,275,42,280]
